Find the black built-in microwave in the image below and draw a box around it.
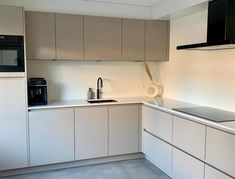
[0,35,25,72]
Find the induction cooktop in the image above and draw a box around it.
[172,107,235,123]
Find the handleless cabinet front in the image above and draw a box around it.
[122,19,145,61]
[206,127,235,178]
[205,165,232,179]
[173,116,206,160]
[0,6,24,35]
[75,107,108,160]
[109,105,140,155]
[29,109,74,166]
[143,106,172,143]
[56,13,84,60]
[25,11,56,60]
[145,20,169,61]
[84,16,121,61]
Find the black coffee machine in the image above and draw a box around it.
[28,78,48,106]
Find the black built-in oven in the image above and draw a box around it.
[0,35,25,72]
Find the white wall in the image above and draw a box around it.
[157,10,235,112]
[27,61,151,101]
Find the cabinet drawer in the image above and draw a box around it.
[143,106,172,143]
[173,116,206,160]
[172,148,204,179]
[205,165,232,179]
[143,131,172,177]
[206,127,235,177]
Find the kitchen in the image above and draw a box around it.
[0,0,235,179]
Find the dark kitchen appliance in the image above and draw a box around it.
[28,78,47,106]
[0,35,25,72]
[177,0,235,50]
[172,107,235,122]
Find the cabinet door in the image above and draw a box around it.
[143,131,172,177]
[29,109,74,166]
[56,13,84,60]
[143,106,172,143]
[206,127,235,177]
[84,16,121,61]
[145,20,169,61]
[205,165,232,179]
[173,116,206,160]
[75,107,108,160]
[109,105,139,155]
[172,148,204,179]
[0,6,24,35]
[0,78,27,170]
[25,12,56,60]
[122,19,145,61]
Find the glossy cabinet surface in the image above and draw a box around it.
[206,127,235,177]
[0,6,24,35]
[143,131,172,177]
[143,106,172,143]
[25,12,56,60]
[75,107,108,160]
[109,105,140,155]
[56,13,84,60]
[84,16,121,61]
[122,19,145,61]
[173,116,206,160]
[0,78,27,170]
[29,109,74,166]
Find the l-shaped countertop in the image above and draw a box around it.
[28,97,235,135]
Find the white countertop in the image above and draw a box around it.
[28,96,235,135]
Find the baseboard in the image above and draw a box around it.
[0,153,144,177]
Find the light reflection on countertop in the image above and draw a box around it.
[28,96,235,135]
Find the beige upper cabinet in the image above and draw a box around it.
[122,19,145,61]
[56,14,84,60]
[84,16,121,61]
[145,20,169,61]
[0,6,24,35]
[25,11,56,60]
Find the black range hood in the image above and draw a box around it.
[177,0,235,50]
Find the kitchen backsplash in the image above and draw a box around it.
[27,60,158,101]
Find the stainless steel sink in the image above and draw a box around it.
[86,99,118,104]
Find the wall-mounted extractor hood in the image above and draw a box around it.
[177,0,235,50]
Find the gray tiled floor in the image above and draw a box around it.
[2,159,171,179]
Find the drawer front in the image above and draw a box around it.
[143,106,172,143]
[172,148,204,179]
[205,165,232,179]
[173,116,206,160]
[206,127,235,177]
[143,131,172,177]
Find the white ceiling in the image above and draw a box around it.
[0,0,208,20]
[83,0,165,7]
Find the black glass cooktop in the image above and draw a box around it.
[172,107,235,122]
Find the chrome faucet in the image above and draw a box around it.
[97,77,103,99]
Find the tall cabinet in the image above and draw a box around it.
[0,78,27,170]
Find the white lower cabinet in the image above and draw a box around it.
[172,148,204,179]
[29,109,75,166]
[143,106,172,143]
[206,127,235,177]
[173,116,206,160]
[109,105,140,155]
[75,107,108,160]
[205,165,232,179]
[143,131,172,177]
